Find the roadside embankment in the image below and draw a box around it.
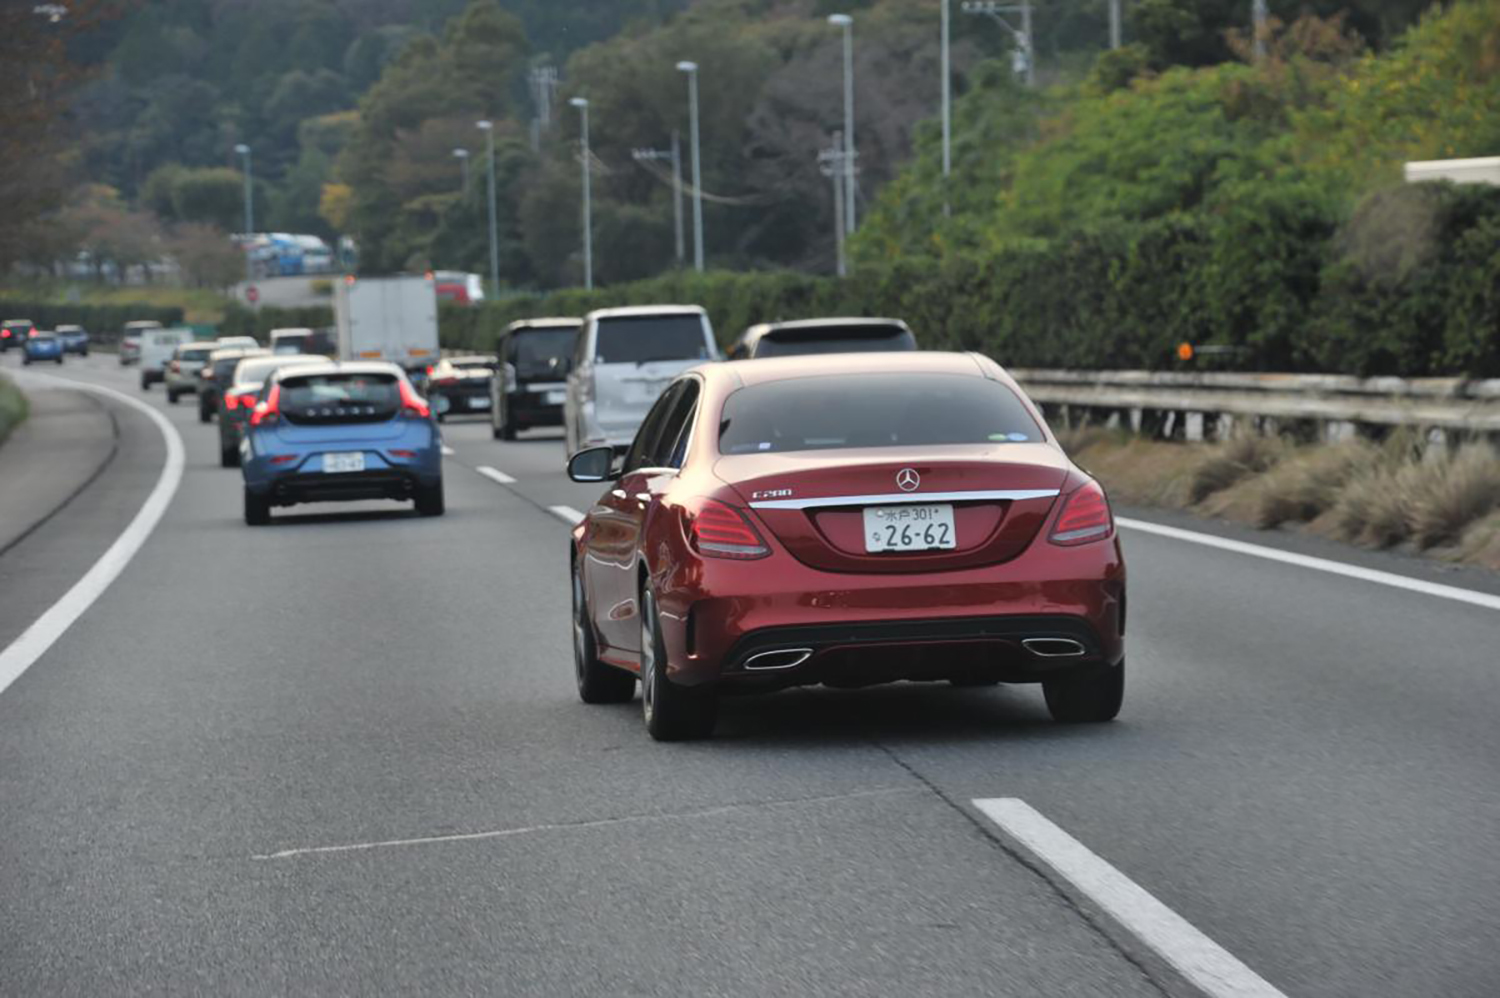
[1061,428,1500,571]
[0,373,27,447]
[0,381,117,555]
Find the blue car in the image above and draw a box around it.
[22,333,64,365]
[240,361,444,525]
[56,324,90,355]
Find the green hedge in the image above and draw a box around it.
[442,183,1500,378]
[217,302,335,339]
[0,373,27,447]
[0,301,184,340]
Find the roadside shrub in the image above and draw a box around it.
[218,303,334,339]
[0,373,27,447]
[1254,439,1378,527]
[1408,445,1500,549]
[0,300,183,338]
[1188,434,1287,503]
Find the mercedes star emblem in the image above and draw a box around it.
[896,468,921,492]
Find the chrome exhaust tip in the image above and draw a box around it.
[743,648,814,671]
[1022,638,1087,659]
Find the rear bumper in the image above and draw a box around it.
[506,389,565,427]
[434,386,491,415]
[253,469,438,506]
[242,429,442,507]
[651,536,1125,689]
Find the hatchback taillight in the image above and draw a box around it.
[687,498,770,560]
[250,385,280,426]
[1049,480,1114,546]
[398,379,430,419]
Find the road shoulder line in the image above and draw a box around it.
[476,465,516,484]
[548,505,584,526]
[0,373,184,698]
[974,798,1288,998]
[1118,516,1500,612]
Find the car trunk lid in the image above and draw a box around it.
[715,445,1068,573]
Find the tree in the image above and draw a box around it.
[170,168,247,231]
[170,223,245,288]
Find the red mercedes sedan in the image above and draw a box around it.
[566,351,1125,740]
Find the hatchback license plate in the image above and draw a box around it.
[863,504,956,552]
[323,452,365,474]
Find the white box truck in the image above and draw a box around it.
[333,274,440,366]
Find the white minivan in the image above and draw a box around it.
[564,306,718,454]
[138,327,194,389]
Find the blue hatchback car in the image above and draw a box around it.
[22,332,64,365]
[240,361,444,525]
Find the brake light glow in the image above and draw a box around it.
[269,454,297,465]
[389,449,416,459]
[28,328,37,338]
[250,384,280,426]
[687,498,770,560]
[398,379,430,419]
[1049,480,1114,546]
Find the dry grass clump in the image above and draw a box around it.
[1187,434,1288,503]
[1326,443,1500,549]
[1251,439,1380,527]
[1448,510,1500,570]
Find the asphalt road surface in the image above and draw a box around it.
[2,353,1497,997]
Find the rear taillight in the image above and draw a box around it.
[435,376,458,386]
[170,360,180,372]
[687,498,770,560]
[28,328,37,338]
[1049,480,1114,546]
[225,391,257,411]
[398,380,430,419]
[250,384,280,426]
[389,449,416,459]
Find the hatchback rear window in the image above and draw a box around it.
[279,373,401,424]
[755,325,915,359]
[718,374,1043,454]
[179,347,214,360]
[594,316,710,365]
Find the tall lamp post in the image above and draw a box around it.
[827,14,856,233]
[941,0,951,216]
[452,148,470,189]
[676,61,705,272]
[475,120,499,297]
[234,143,253,285]
[569,97,594,291]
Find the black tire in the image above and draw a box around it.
[498,406,517,441]
[573,562,635,704]
[415,478,445,516]
[22,356,30,366]
[491,422,505,440]
[167,389,180,404]
[199,403,212,424]
[1043,661,1124,723]
[220,444,239,469]
[140,375,150,391]
[55,356,64,365]
[640,587,717,741]
[243,488,270,526]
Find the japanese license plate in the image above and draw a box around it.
[863,504,956,553]
[544,390,567,405]
[323,452,365,474]
[467,396,491,409]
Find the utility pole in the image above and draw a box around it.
[529,65,558,152]
[476,120,499,297]
[452,148,470,189]
[569,98,593,290]
[631,138,685,265]
[962,1,1034,87]
[1110,0,1122,49]
[818,132,848,277]
[676,61,705,272]
[234,143,253,284]
[941,0,951,217]
[1252,0,1269,62]
[828,14,856,233]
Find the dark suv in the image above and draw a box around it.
[198,347,269,423]
[727,318,917,360]
[491,318,580,440]
[1,319,35,352]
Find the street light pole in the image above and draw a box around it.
[962,2,1035,87]
[941,0,951,217]
[476,120,499,298]
[676,61,705,272]
[631,139,685,266]
[1110,0,1122,49]
[453,148,470,189]
[569,98,593,291]
[234,143,253,285]
[1252,0,1269,62]
[818,132,847,277]
[828,14,856,234]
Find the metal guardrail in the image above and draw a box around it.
[1011,369,1500,436]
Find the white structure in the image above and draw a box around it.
[1404,156,1500,186]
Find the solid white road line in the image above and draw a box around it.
[476,465,516,485]
[440,445,455,456]
[0,374,184,698]
[549,505,585,526]
[1118,517,1500,612]
[974,798,1288,998]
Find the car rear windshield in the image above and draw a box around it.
[179,346,215,360]
[235,357,311,386]
[279,373,401,424]
[718,374,1043,454]
[514,328,576,375]
[594,315,710,365]
[754,325,916,359]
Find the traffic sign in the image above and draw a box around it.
[246,285,260,304]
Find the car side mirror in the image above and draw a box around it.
[568,446,618,483]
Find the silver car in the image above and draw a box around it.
[563,306,717,454]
